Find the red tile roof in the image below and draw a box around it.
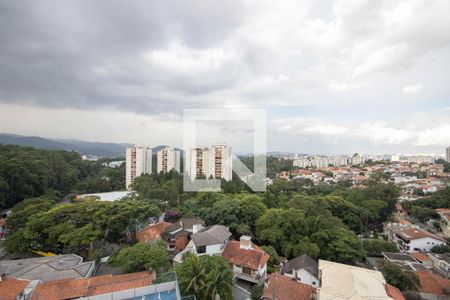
[410,252,431,263]
[136,222,172,243]
[391,226,447,242]
[414,270,450,296]
[263,273,315,300]
[30,271,154,300]
[222,241,269,271]
[385,284,405,300]
[0,277,29,300]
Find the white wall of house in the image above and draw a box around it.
[204,244,222,255]
[283,269,319,287]
[405,237,446,253]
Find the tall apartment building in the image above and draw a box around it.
[157,147,181,174]
[126,146,152,189]
[446,146,450,162]
[351,153,365,165]
[208,144,232,181]
[185,144,232,181]
[186,147,210,179]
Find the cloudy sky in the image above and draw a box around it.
[0,0,449,154]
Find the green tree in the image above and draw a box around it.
[109,241,170,273]
[380,261,420,291]
[261,245,280,273]
[363,239,398,256]
[176,254,233,300]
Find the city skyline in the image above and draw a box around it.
[0,1,449,154]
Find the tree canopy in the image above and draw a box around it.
[176,254,233,300]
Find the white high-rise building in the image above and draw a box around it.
[157,147,181,174]
[126,146,152,189]
[185,144,232,181]
[208,144,232,181]
[446,146,450,162]
[185,147,210,179]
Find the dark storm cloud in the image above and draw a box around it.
[0,0,246,113]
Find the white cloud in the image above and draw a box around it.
[359,122,413,144]
[273,117,348,136]
[402,84,423,94]
[272,116,450,148]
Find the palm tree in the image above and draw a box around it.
[176,254,233,300]
[204,266,233,300]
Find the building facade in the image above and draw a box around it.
[126,146,152,189]
[446,146,450,162]
[185,144,232,181]
[157,147,181,174]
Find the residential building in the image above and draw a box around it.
[0,254,95,282]
[382,252,427,271]
[414,270,450,300]
[436,208,450,238]
[185,144,232,181]
[208,144,232,181]
[385,284,406,300]
[263,273,316,300]
[280,253,319,287]
[407,155,434,164]
[136,221,173,244]
[428,253,450,278]
[318,260,392,300]
[157,147,181,174]
[162,217,205,252]
[0,277,31,300]
[221,236,269,283]
[447,146,450,162]
[173,225,232,263]
[29,271,183,300]
[386,224,447,253]
[185,147,210,179]
[410,252,433,267]
[126,145,152,189]
[351,153,365,165]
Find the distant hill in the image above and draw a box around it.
[0,133,185,157]
[0,133,131,157]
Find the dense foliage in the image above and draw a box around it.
[362,239,398,256]
[5,198,160,258]
[176,254,233,300]
[404,187,450,221]
[380,261,420,291]
[0,144,125,209]
[109,241,170,273]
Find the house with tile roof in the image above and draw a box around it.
[263,273,316,300]
[414,270,450,300]
[318,260,393,300]
[410,252,433,267]
[173,224,231,263]
[162,217,205,252]
[29,271,182,300]
[386,224,447,253]
[0,277,30,300]
[136,221,173,244]
[0,254,95,282]
[221,236,269,284]
[280,253,319,287]
[384,284,406,300]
